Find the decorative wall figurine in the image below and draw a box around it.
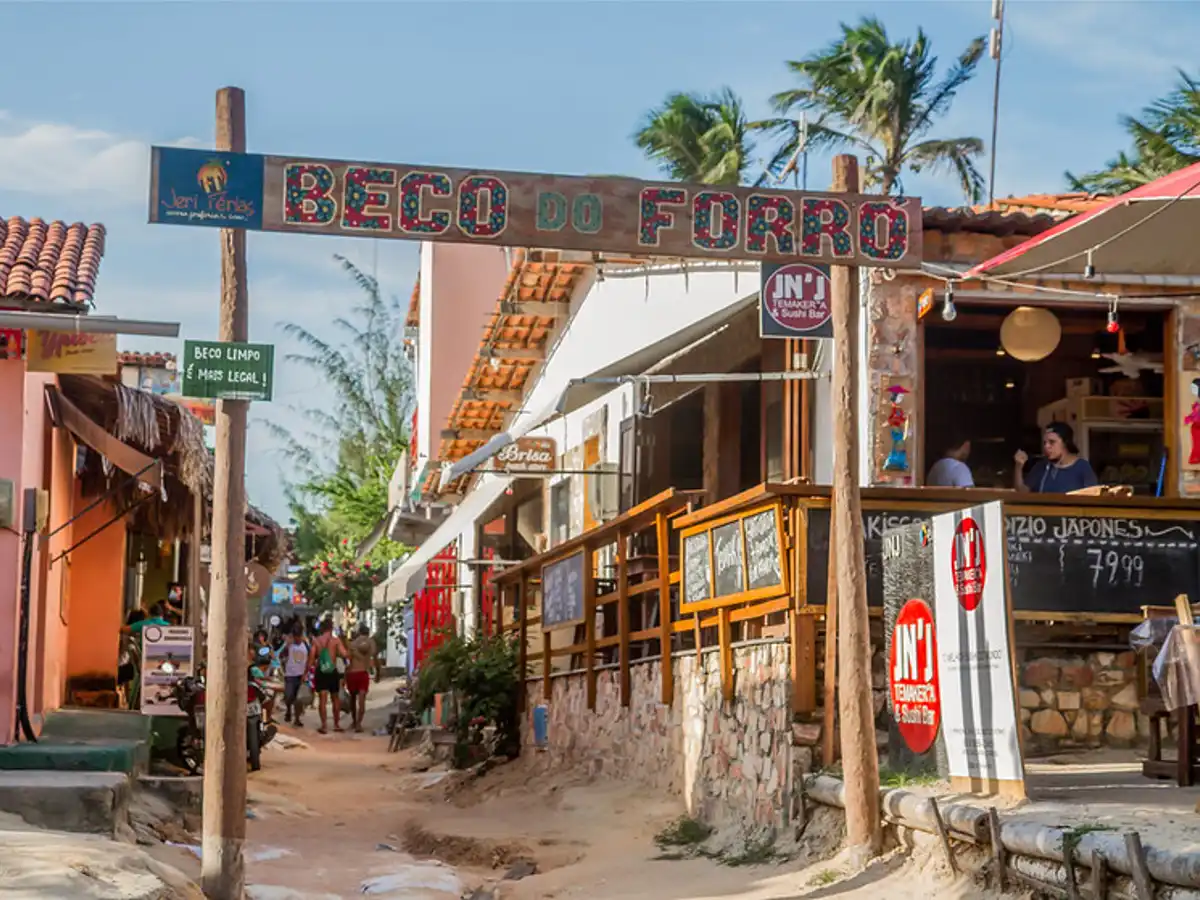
[883,384,911,473]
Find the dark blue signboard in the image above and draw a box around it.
[148,147,265,230]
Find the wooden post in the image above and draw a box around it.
[829,154,881,861]
[718,607,733,704]
[542,628,551,701]
[791,505,817,713]
[516,581,528,711]
[188,490,205,657]
[617,530,631,706]
[201,85,250,900]
[656,511,672,705]
[584,547,597,710]
[821,500,839,767]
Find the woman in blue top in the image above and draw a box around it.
[1013,422,1098,494]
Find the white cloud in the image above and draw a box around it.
[0,112,201,202]
[1009,3,1191,88]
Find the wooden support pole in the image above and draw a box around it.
[1124,832,1154,900]
[656,511,673,705]
[929,797,959,875]
[821,501,839,767]
[829,154,881,861]
[188,490,204,653]
[617,530,631,707]
[584,547,597,710]
[516,581,528,711]
[201,85,250,900]
[718,606,733,704]
[1090,851,1108,900]
[542,627,551,701]
[989,808,1007,891]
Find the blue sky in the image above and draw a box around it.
[0,0,1195,521]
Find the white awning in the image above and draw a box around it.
[438,294,759,488]
[372,474,516,608]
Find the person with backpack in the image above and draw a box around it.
[308,619,348,734]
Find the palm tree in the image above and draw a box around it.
[758,17,986,202]
[1067,69,1200,194]
[634,88,753,185]
[267,255,416,547]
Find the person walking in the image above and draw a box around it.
[309,619,348,734]
[345,624,381,733]
[281,623,310,727]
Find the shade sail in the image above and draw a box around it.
[967,162,1200,279]
[438,293,759,487]
[372,474,515,607]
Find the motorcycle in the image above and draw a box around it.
[173,672,278,774]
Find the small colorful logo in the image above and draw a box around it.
[196,159,229,193]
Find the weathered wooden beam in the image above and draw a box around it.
[617,530,631,707]
[656,512,673,705]
[440,427,500,441]
[466,388,524,404]
[585,548,597,710]
[489,345,546,361]
[501,300,570,318]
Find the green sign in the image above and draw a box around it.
[182,340,274,401]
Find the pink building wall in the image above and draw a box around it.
[0,359,25,742]
[416,244,510,463]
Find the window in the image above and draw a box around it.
[549,479,572,547]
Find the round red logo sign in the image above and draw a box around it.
[951,516,987,612]
[888,598,940,754]
[761,263,831,332]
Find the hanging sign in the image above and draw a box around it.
[759,262,833,339]
[491,437,557,474]
[149,147,923,268]
[182,340,274,401]
[25,331,118,374]
[141,625,195,716]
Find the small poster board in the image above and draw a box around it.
[931,501,1025,797]
[141,625,195,717]
[541,551,587,631]
[679,502,787,614]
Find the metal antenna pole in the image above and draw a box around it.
[987,0,1005,207]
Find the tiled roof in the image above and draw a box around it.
[427,249,588,497]
[984,193,1108,216]
[118,351,176,368]
[923,207,1061,237]
[0,217,106,307]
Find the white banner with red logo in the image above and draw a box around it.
[932,501,1024,785]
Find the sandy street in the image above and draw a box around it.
[142,688,1012,900]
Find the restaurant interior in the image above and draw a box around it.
[923,300,1167,494]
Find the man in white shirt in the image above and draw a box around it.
[926,435,974,488]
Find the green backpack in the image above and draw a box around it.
[317,645,335,674]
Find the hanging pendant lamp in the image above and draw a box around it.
[1000,306,1061,362]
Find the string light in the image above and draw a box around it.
[1084,248,1095,279]
[1106,296,1120,334]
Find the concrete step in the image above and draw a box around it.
[0,738,147,774]
[41,707,153,743]
[0,770,130,835]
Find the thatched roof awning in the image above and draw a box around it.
[52,374,286,568]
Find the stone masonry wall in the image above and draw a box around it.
[522,641,802,830]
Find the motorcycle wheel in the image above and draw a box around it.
[247,716,262,772]
[177,725,203,776]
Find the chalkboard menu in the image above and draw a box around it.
[541,551,586,630]
[682,533,712,607]
[806,506,1200,617]
[744,509,785,590]
[713,522,746,598]
[680,503,787,613]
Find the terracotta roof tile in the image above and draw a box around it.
[0,217,106,307]
[984,193,1108,216]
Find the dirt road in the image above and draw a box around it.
[148,693,1006,899]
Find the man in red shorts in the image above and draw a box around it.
[345,623,380,733]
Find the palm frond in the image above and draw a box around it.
[904,137,985,203]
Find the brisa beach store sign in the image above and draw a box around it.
[149,148,923,268]
[491,437,556,475]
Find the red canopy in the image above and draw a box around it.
[967,162,1200,279]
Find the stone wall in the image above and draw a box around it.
[1018,650,1147,753]
[522,641,805,829]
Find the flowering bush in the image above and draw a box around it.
[295,539,386,612]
